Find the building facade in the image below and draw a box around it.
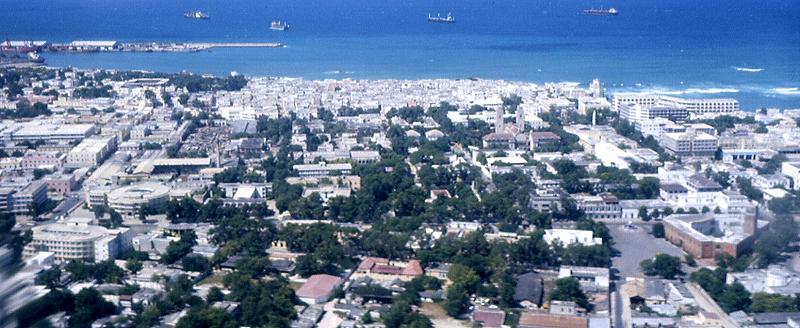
[24,219,132,262]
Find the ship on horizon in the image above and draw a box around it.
[270,21,289,31]
[184,11,210,20]
[582,7,618,16]
[428,13,455,23]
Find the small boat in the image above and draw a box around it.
[270,21,289,31]
[583,7,618,16]
[184,11,210,20]
[428,12,455,23]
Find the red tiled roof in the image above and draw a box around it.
[357,257,389,271]
[530,131,561,140]
[473,308,506,328]
[372,265,404,275]
[296,274,343,299]
[483,132,515,141]
[518,312,588,328]
[402,260,424,276]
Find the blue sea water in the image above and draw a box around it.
[1,0,799,109]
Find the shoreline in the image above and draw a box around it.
[19,63,798,111]
[1,63,795,111]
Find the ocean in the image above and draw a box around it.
[1,0,798,110]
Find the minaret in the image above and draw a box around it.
[516,106,525,132]
[592,109,597,126]
[495,107,505,133]
[590,78,603,98]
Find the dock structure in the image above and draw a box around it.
[47,41,284,53]
[189,42,284,49]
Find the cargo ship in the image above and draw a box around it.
[0,52,45,66]
[270,21,289,31]
[428,13,455,23]
[583,7,618,16]
[184,11,210,19]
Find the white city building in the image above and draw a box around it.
[67,136,117,166]
[24,218,132,262]
[543,229,603,247]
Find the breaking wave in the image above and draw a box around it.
[613,86,740,95]
[732,66,765,73]
[768,87,800,96]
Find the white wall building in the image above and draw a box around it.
[781,162,800,190]
[543,229,603,247]
[24,218,132,262]
[67,136,117,166]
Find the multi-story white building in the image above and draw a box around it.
[612,94,739,118]
[67,136,117,166]
[658,96,739,117]
[781,162,800,190]
[19,151,65,171]
[7,181,49,215]
[612,94,659,112]
[619,103,689,127]
[639,117,686,139]
[661,129,719,158]
[24,218,132,262]
[577,97,611,116]
[105,183,170,219]
[44,173,80,197]
[8,123,95,142]
[14,181,48,213]
[292,162,353,177]
[575,193,621,220]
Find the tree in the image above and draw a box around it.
[736,177,763,202]
[715,253,750,272]
[178,93,190,106]
[68,288,117,328]
[35,267,62,289]
[206,287,225,304]
[176,306,237,328]
[652,223,665,238]
[442,284,470,317]
[235,256,270,278]
[718,282,751,313]
[32,168,51,180]
[754,215,798,267]
[549,277,590,309]
[223,277,297,327]
[182,254,211,273]
[161,231,197,264]
[690,268,727,298]
[749,293,799,313]
[361,311,374,324]
[125,259,143,274]
[65,260,125,284]
[684,254,698,267]
[640,254,683,279]
[638,206,650,221]
[768,196,797,215]
[447,264,480,292]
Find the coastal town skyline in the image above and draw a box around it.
[0,1,799,328]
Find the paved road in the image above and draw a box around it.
[686,283,740,328]
[608,223,689,328]
[609,223,688,278]
[611,289,623,328]
[318,301,343,328]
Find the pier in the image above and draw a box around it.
[45,41,284,53]
[190,42,284,49]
